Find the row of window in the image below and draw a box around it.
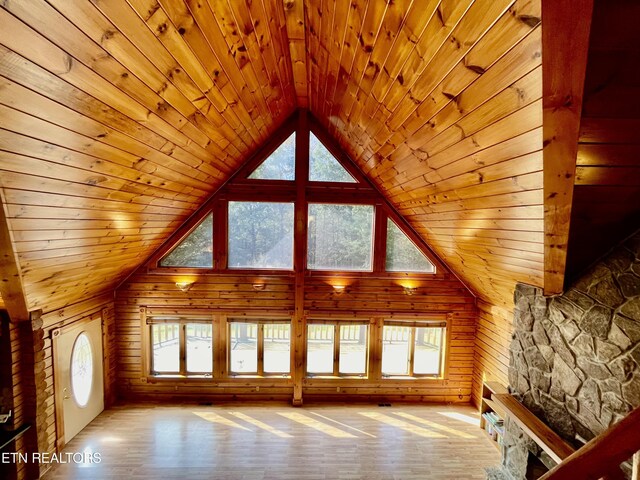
[160,205,435,274]
[149,319,446,379]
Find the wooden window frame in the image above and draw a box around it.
[143,311,214,378]
[146,112,447,280]
[381,319,449,379]
[227,318,292,377]
[305,320,370,378]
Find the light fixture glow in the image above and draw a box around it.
[252,283,266,291]
[175,281,194,292]
[403,286,418,296]
[333,284,346,294]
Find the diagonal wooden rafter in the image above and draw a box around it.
[542,0,594,294]
[284,0,308,107]
[0,188,29,321]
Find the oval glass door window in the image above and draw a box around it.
[70,333,93,407]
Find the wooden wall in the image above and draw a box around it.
[308,0,544,311]
[0,295,116,480]
[470,300,513,405]
[0,0,296,313]
[116,271,477,402]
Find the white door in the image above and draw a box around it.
[54,317,104,444]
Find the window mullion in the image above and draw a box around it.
[258,324,265,376]
[333,324,340,376]
[180,324,187,376]
[408,327,416,377]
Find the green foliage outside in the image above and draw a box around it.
[307,204,373,270]
[228,201,294,269]
[248,133,295,180]
[309,133,356,183]
[159,214,213,267]
[386,219,435,272]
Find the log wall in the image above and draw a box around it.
[116,272,477,403]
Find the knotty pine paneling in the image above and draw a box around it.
[567,0,640,280]
[116,272,476,402]
[471,300,513,406]
[309,0,543,309]
[0,0,296,313]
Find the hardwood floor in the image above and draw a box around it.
[43,402,499,479]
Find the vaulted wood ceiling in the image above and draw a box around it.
[0,0,600,315]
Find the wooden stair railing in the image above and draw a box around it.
[492,394,575,463]
[538,404,640,480]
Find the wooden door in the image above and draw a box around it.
[53,316,104,446]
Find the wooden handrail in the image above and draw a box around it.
[492,394,575,463]
[539,405,640,480]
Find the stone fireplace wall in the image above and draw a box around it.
[494,231,640,479]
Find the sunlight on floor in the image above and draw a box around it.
[192,411,252,430]
[228,411,293,438]
[393,412,476,439]
[278,411,356,438]
[437,411,480,426]
[359,411,446,438]
[307,411,377,438]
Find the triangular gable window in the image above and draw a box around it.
[386,219,435,273]
[159,214,213,267]
[309,133,357,183]
[248,133,296,180]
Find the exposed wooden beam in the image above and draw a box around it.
[0,188,29,321]
[542,0,594,294]
[284,0,308,107]
[292,109,309,406]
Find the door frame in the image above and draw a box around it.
[52,311,106,450]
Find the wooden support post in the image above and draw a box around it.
[542,0,594,294]
[292,110,309,406]
[0,188,29,321]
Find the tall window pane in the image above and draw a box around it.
[160,214,213,268]
[382,326,410,375]
[264,324,291,373]
[186,324,213,373]
[306,325,334,374]
[228,202,294,269]
[414,327,443,375]
[152,324,180,373]
[307,204,374,271]
[339,324,367,375]
[230,323,258,373]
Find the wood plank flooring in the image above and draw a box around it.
[43,402,499,479]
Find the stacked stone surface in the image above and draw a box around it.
[490,231,640,480]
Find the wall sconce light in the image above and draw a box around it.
[252,283,266,291]
[175,281,194,292]
[403,286,418,296]
[333,284,346,294]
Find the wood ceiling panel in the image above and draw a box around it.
[310,0,543,306]
[0,0,296,312]
[0,0,550,313]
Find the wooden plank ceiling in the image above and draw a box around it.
[308,0,543,308]
[0,0,297,312]
[0,0,546,313]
